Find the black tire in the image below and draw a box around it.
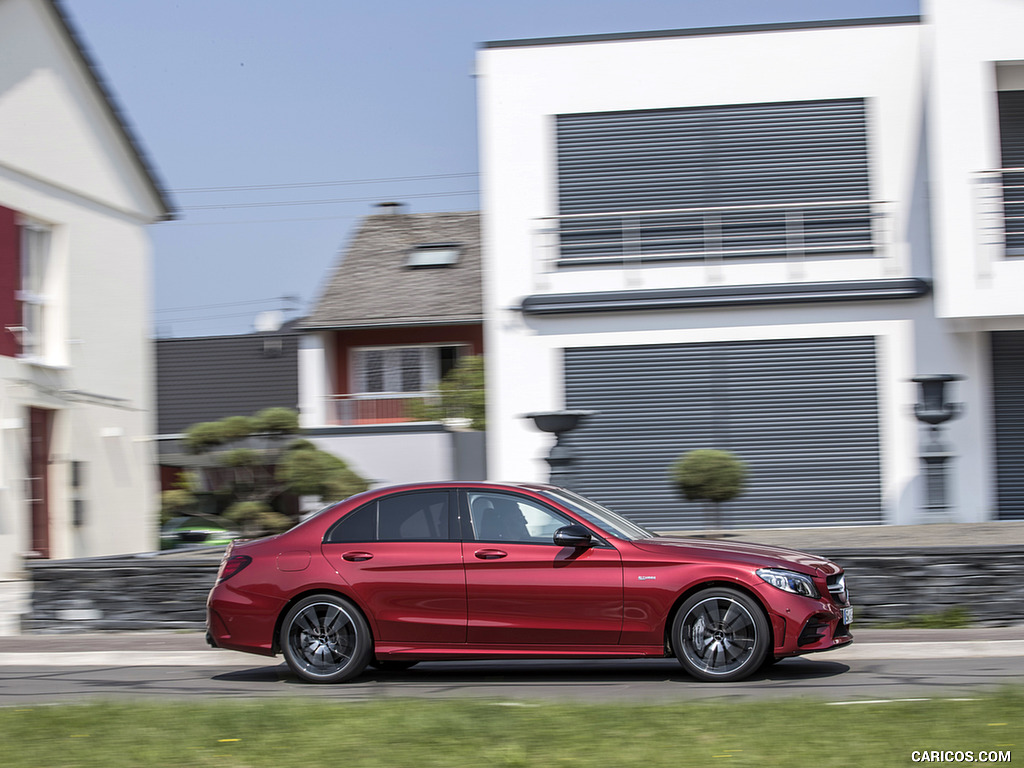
[370,660,419,672]
[671,587,769,682]
[279,594,371,683]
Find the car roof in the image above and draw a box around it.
[361,480,559,495]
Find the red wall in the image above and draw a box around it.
[333,324,484,394]
[0,206,20,358]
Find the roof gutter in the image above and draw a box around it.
[519,278,931,316]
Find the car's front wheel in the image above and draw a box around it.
[671,587,769,682]
[279,594,371,683]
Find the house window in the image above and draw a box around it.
[353,345,466,394]
[554,98,873,264]
[405,244,461,268]
[18,222,52,360]
[997,90,1024,255]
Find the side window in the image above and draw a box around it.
[326,503,376,543]
[325,491,450,543]
[379,492,449,541]
[467,492,569,544]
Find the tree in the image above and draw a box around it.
[223,501,291,539]
[669,449,747,536]
[178,409,368,537]
[276,442,368,503]
[159,470,204,525]
[408,355,486,430]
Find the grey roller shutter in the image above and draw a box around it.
[563,336,882,530]
[555,98,872,263]
[992,331,1024,519]
[997,91,1024,253]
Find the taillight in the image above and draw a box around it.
[217,554,252,583]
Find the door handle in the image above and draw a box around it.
[474,549,508,560]
[341,551,374,562]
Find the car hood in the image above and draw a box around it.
[630,536,841,576]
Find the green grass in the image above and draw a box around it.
[2,692,1022,768]
[877,605,975,629]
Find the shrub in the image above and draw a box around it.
[669,449,747,534]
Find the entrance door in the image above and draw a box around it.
[28,408,52,558]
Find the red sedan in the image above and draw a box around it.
[206,481,852,683]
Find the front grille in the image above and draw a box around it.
[798,617,829,646]
[826,573,849,605]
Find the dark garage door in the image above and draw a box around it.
[563,336,883,530]
[993,331,1024,519]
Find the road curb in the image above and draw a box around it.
[3,640,1024,667]
[826,640,1024,660]
[0,650,262,667]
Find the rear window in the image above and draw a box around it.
[325,491,449,543]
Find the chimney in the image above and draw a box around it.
[376,201,406,214]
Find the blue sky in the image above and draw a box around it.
[62,0,919,337]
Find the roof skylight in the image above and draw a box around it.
[406,243,461,268]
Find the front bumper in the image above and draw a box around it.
[761,588,853,657]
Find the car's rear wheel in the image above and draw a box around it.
[671,587,769,682]
[280,594,371,683]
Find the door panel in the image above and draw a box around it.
[464,542,623,644]
[461,490,623,645]
[323,541,466,643]
[321,490,466,643]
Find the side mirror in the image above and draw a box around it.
[553,524,594,549]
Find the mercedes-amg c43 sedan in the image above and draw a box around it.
[206,482,853,683]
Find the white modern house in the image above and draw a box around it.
[0,0,173,626]
[477,0,1024,529]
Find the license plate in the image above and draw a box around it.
[841,607,854,625]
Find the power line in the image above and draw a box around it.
[179,189,479,212]
[170,213,363,227]
[156,296,298,315]
[158,310,288,324]
[173,171,479,194]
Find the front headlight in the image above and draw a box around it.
[756,568,820,598]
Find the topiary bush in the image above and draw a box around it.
[669,449,747,535]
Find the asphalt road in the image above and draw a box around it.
[1,630,1023,704]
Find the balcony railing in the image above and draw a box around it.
[975,168,1024,259]
[536,199,888,270]
[327,393,439,426]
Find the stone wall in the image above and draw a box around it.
[17,545,1024,633]
[23,553,220,633]
[825,546,1024,626]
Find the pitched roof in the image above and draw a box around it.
[155,327,300,435]
[47,0,176,220]
[302,210,481,330]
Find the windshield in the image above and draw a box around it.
[540,488,655,541]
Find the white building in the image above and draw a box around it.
[0,0,173,621]
[477,0,1024,529]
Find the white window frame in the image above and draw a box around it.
[16,220,52,362]
[350,343,468,396]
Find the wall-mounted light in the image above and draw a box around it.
[911,374,964,519]
[523,410,598,491]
